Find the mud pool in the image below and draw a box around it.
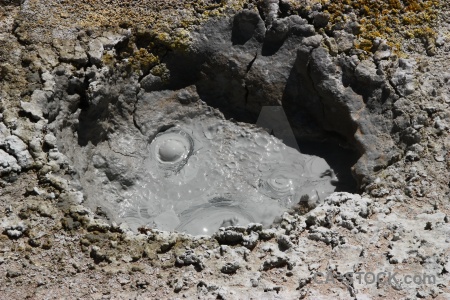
[112,115,338,235]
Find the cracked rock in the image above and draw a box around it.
[53,39,88,66]
[355,60,384,86]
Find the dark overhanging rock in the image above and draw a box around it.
[158,11,399,189]
[232,9,266,45]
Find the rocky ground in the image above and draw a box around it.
[1,0,450,299]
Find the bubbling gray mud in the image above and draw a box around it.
[118,115,337,235]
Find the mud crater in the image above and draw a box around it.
[46,12,366,236]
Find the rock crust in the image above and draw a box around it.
[0,0,449,299]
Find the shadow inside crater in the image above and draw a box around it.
[296,139,359,193]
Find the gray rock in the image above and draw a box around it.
[290,23,315,37]
[302,35,323,48]
[0,149,21,175]
[4,135,34,169]
[87,219,110,232]
[391,59,416,96]
[324,37,338,56]
[62,191,84,204]
[373,41,392,61]
[44,133,57,149]
[259,228,276,240]
[177,87,200,104]
[43,173,69,191]
[88,39,104,65]
[173,279,184,293]
[232,9,266,44]
[436,35,445,47]
[90,245,107,263]
[265,17,290,44]
[405,150,420,161]
[354,60,384,86]
[434,118,448,132]
[36,45,59,67]
[401,127,422,145]
[434,155,445,162]
[221,262,240,274]
[261,252,289,270]
[98,30,131,50]
[246,223,263,232]
[0,122,10,148]
[294,46,364,142]
[4,221,27,239]
[6,269,22,278]
[31,90,52,114]
[20,101,43,121]
[140,73,163,92]
[134,89,206,136]
[41,71,55,91]
[48,149,69,166]
[264,0,279,26]
[28,137,44,160]
[250,278,259,287]
[73,43,89,66]
[175,250,205,270]
[36,203,57,218]
[53,39,88,66]
[100,154,138,187]
[242,232,259,249]
[334,31,354,53]
[308,227,340,246]
[213,230,244,245]
[313,12,330,28]
[277,234,293,251]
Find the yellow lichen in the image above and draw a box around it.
[20,0,248,75]
[150,63,170,83]
[128,49,159,74]
[101,53,115,67]
[320,0,439,54]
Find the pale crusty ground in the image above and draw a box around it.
[1,1,450,299]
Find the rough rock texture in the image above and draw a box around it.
[1,0,450,299]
